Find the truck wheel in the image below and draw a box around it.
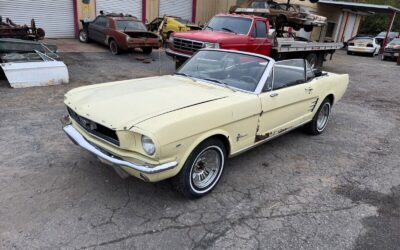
[109,40,120,55]
[304,25,313,32]
[305,98,331,135]
[175,60,184,70]
[142,47,153,54]
[172,138,226,198]
[292,24,301,31]
[79,30,88,43]
[305,53,318,70]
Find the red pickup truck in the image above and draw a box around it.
[166,14,342,69]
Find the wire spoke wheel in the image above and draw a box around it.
[317,103,330,131]
[190,147,222,190]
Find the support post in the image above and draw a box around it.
[381,11,396,53]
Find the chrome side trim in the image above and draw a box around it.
[165,48,191,58]
[63,125,178,174]
[229,120,312,158]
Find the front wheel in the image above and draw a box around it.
[382,55,386,61]
[142,47,153,54]
[172,138,226,198]
[305,98,331,135]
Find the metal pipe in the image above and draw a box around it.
[381,11,397,53]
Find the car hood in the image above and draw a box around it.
[173,30,245,43]
[64,75,230,130]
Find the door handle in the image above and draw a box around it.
[270,92,279,97]
[305,87,314,92]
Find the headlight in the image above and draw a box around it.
[204,42,220,49]
[168,35,174,44]
[141,135,156,155]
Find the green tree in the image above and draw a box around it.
[345,0,400,35]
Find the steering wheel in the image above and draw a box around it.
[239,75,258,84]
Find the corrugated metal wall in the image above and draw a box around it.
[146,0,160,22]
[159,0,192,21]
[195,0,236,24]
[0,0,75,38]
[96,0,142,19]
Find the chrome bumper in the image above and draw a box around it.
[63,125,178,174]
[165,48,192,59]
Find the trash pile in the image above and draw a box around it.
[0,17,69,88]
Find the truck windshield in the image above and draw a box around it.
[205,16,252,35]
[116,20,147,31]
[176,50,269,92]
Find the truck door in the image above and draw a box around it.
[257,59,317,139]
[249,20,272,56]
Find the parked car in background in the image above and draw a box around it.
[347,37,380,56]
[234,0,326,31]
[344,34,372,48]
[382,38,400,61]
[147,16,201,40]
[79,13,160,55]
[62,49,348,198]
[375,31,399,46]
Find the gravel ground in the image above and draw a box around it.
[0,49,399,250]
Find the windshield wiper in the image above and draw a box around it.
[203,78,236,92]
[221,27,236,34]
[204,25,214,31]
[174,72,197,82]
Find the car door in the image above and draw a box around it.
[249,20,272,56]
[257,59,318,139]
[88,16,108,44]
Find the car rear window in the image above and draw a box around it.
[353,38,373,43]
[116,20,146,31]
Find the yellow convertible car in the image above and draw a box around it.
[62,49,348,198]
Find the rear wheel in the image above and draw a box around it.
[109,39,120,55]
[172,138,226,198]
[79,30,88,43]
[142,47,153,54]
[347,51,352,55]
[304,25,313,32]
[382,55,387,61]
[305,98,331,135]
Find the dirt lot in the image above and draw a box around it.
[1,43,399,249]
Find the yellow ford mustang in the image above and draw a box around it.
[62,49,348,198]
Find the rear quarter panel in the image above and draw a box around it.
[312,73,349,106]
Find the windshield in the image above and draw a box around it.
[176,50,269,92]
[389,39,400,45]
[116,20,146,31]
[377,32,398,38]
[205,16,252,35]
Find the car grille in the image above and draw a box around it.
[67,107,119,146]
[173,38,204,53]
[384,48,399,53]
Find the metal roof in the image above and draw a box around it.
[318,0,400,14]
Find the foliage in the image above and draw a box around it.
[344,0,400,35]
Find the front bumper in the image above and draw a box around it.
[63,124,178,174]
[383,51,400,58]
[165,48,192,60]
